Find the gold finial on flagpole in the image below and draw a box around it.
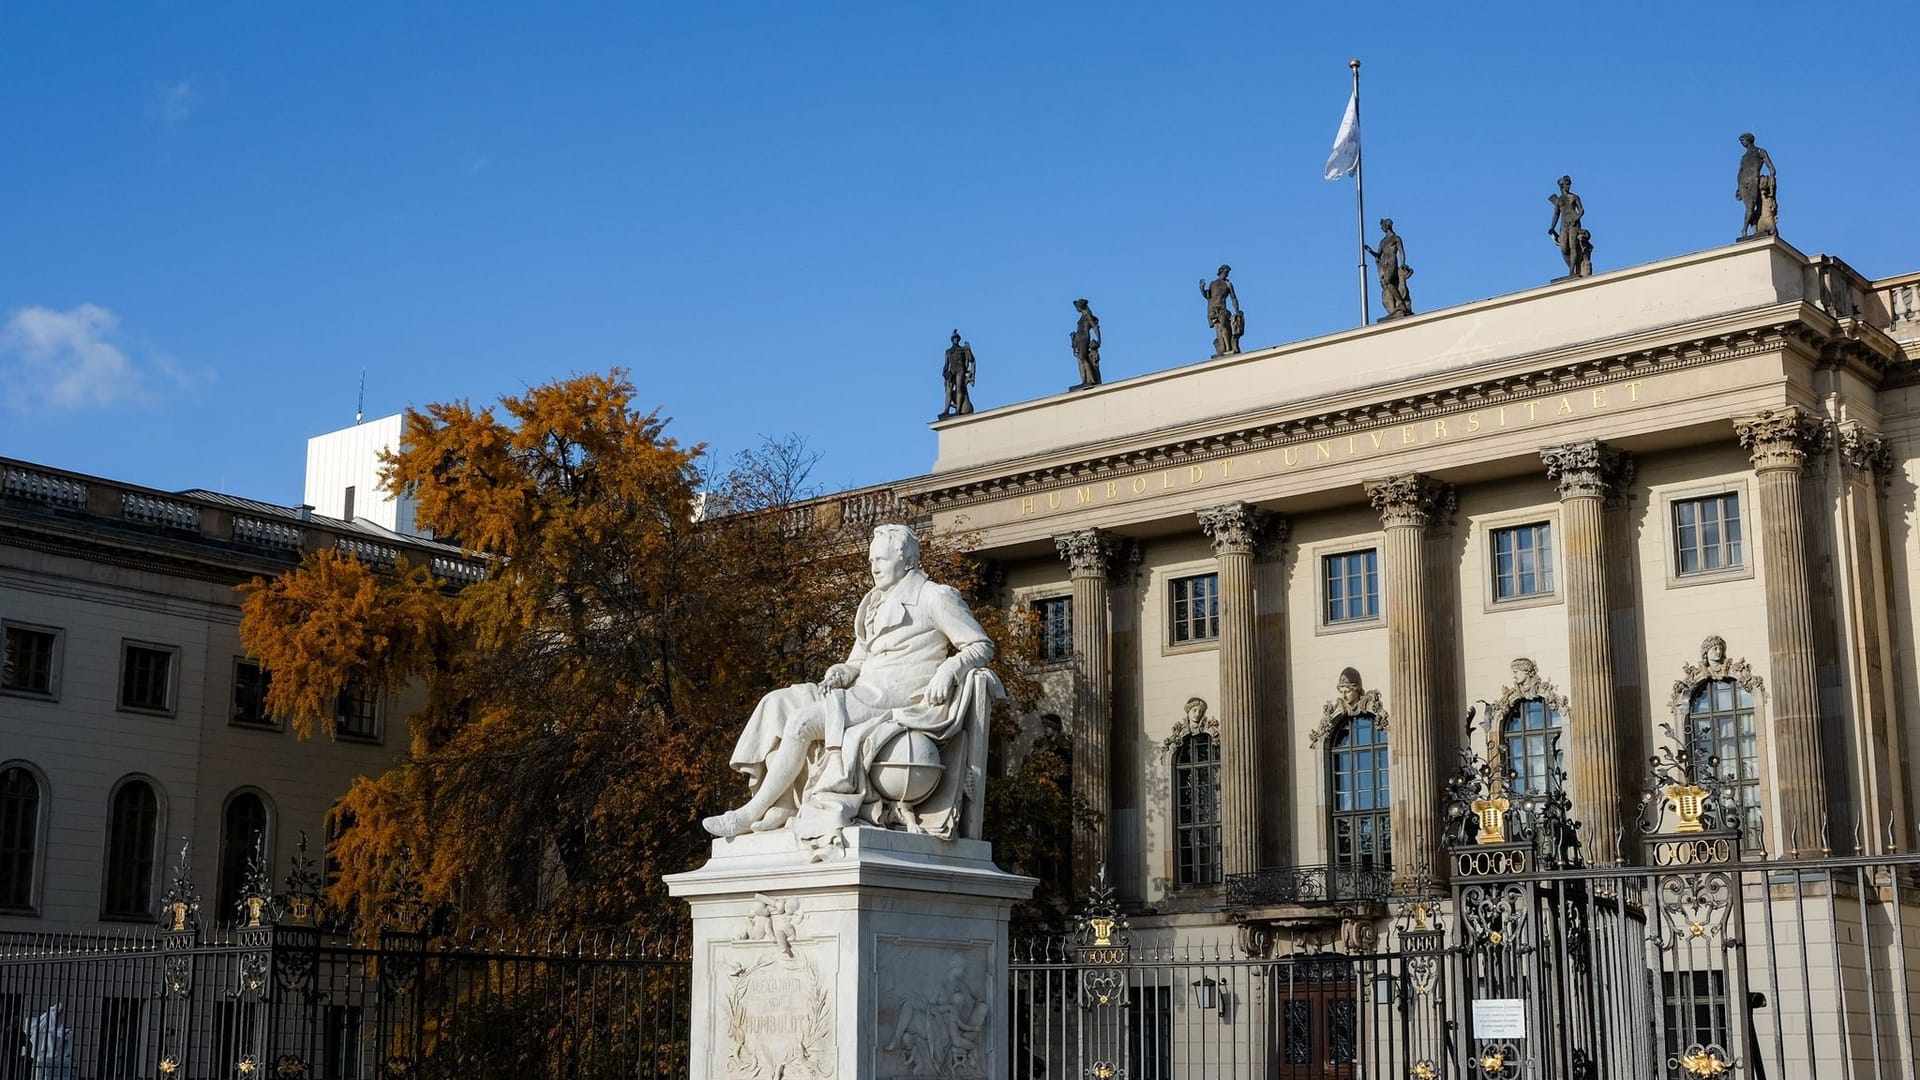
[1349,58,1360,70]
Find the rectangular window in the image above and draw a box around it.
[231,659,274,728]
[343,485,357,522]
[1033,596,1073,663]
[1673,493,1743,576]
[1,624,59,696]
[335,683,381,741]
[1169,573,1220,645]
[119,643,176,713]
[1323,549,1380,624]
[1492,522,1555,601]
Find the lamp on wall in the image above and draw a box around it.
[1190,976,1225,1017]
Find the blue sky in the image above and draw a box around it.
[1,2,1912,503]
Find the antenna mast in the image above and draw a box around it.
[355,369,365,425]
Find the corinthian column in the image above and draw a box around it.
[1364,473,1450,887]
[1541,440,1634,864]
[1056,528,1116,885]
[1197,502,1282,881]
[1734,408,1829,856]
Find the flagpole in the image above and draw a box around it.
[1351,58,1369,327]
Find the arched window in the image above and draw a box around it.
[1173,733,1221,887]
[1688,679,1762,845]
[217,791,271,923]
[102,779,161,919]
[1330,715,1391,869]
[0,765,42,912]
[1502,699,1565,800]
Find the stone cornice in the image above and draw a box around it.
[1734,407,1827,471]
[1364,474,1451,529]
[908,310,1845,512]
[1540,440,1634,500]
[1196,502,1284,557]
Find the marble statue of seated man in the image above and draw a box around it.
[702,523,996,842]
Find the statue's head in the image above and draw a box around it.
[869,524,921,589]
[951,329,962,343]
[1701,634,1728,665]
[1336,667,1363,707]
[1183,697,1208,722]
[1379,218,1393,232]
[1557,174,1572,190]
[1217,264,1231,277]
[1739,132,1755,147]
[1074,298,1089,311]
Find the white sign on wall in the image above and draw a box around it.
[1472,998,1527,1039]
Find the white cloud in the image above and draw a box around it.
[0,304,193,413]
[152,80,197,126]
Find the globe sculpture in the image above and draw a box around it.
[868,729,946,805]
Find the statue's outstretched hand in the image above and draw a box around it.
[822,664,855,691]
[923,669,957,707]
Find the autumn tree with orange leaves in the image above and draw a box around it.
[240,371,1072,932]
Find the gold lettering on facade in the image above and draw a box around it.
[996,378,1653,520]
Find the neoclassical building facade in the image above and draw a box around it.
[898,238,1920,939]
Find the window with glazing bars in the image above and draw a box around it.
[103,781,159,918]
[2,626,57,695]
[1173,733,1221,886]
[120,644,174,712]
[1169,573,1220,644]
[1492,522,1555,600]
[1034,596,1073,662]
[1674,493,1743,575]
[1323,549,1379,623]
[1688,679,1764,847]
[1331,714,1391,868]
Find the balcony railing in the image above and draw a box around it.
[1224,862,1392,908]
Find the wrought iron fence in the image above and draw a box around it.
[1225,863,1394,909]
[0,839,690,1080]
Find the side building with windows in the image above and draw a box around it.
[0,458,479,932]
[890,238,1920,951]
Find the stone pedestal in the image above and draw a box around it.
[665,828,1036,1080]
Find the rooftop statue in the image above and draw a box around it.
[1547,175,1589,280]
[940,330,976,418]
[1736,132,1778,240]
[702,524,1002,848]
[1199,265,1244,356]
[1069,299,1102,389]
[1365,220,1414,320]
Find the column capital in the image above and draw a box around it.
[1054,528,1117,579]
[1196,501,1286,557]
[1540,440,1634,501]
[1837,421,1894,479]
[1734,408,1827,471]
[1363,473,1451,528]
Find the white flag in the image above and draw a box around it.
[1323,89,1360,180]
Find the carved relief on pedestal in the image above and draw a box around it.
[1540,440,1634,500]
[1733,407,1827,471]
[1309,667,1389,746]
[1669,635,1767,710]
[718,896,836,1078]
[876,942,992,1080]
[1363,473,1452,528]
